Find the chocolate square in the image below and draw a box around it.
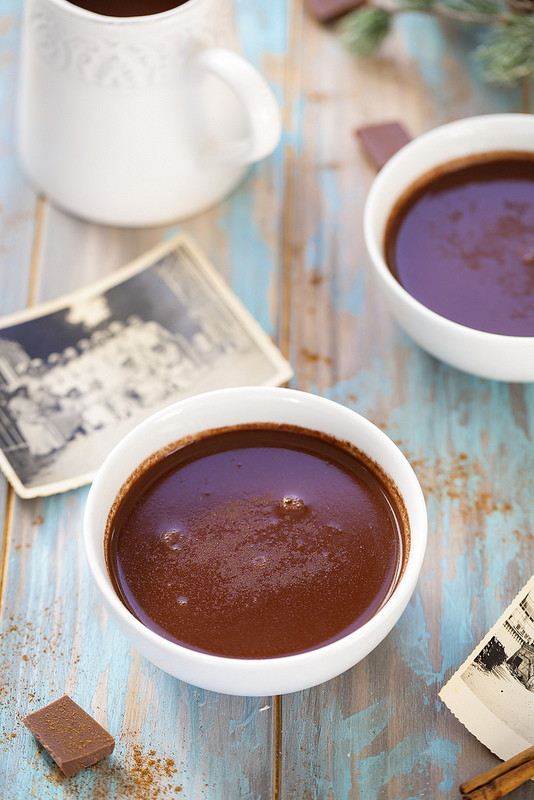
[304,0,366,23]
[24,695,115,777]
[356,122,412,170]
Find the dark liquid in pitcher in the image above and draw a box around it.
[67,0,188,16]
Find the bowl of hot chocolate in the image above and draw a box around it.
[364,113,534,382]
[83,386,427,696]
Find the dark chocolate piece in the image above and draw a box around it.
[304,0,365,23]
[356,122,412,170]
[24,695,115,776]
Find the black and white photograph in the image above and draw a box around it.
[0,233,292,498]
[440,576,534,762]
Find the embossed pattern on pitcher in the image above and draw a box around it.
[29,0,236,88]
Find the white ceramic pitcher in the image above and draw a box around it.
[16,0,282,226]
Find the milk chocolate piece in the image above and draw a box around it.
[356,122,412,169]
[304,0,365,23]
[24,695,115,776]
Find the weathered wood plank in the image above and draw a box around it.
[2,0,534,797]
[0,0,288,795]
[0,0,37,316]
[0,0,39,611]
[278,6,534,799]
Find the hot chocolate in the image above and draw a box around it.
[105,424,409,659]
[66,0,186,16]
[385,152,534,336]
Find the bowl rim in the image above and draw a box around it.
[83,386,428,673]
[363,112,534,345]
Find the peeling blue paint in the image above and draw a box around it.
[391,591,435,686]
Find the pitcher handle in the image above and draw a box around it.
[191,47,282,166]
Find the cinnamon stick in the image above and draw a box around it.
[460,744,534,800]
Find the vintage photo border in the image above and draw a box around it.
[0,233,293,498]
[440,575,534,761]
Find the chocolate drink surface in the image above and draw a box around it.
[66,0,187,16]
[385,152,534,336]
[106,425,408,659]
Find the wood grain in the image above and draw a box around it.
[1,0,534,797]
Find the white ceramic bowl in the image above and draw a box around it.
[363,113,534,382]
[83,386,427,696]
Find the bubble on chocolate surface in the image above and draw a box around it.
[160,529,190,551]
[281,495,305,512]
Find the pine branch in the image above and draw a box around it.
[439,0,501,19]
[475,15,534,82]
[338,0,534,84]
[396,0,436,14]
[338,8,392,57]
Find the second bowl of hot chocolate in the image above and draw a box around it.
[364,113,534,382]
[83,386,427,696]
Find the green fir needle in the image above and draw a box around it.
[338,0,534,84]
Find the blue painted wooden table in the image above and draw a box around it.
[1,1,533,798]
